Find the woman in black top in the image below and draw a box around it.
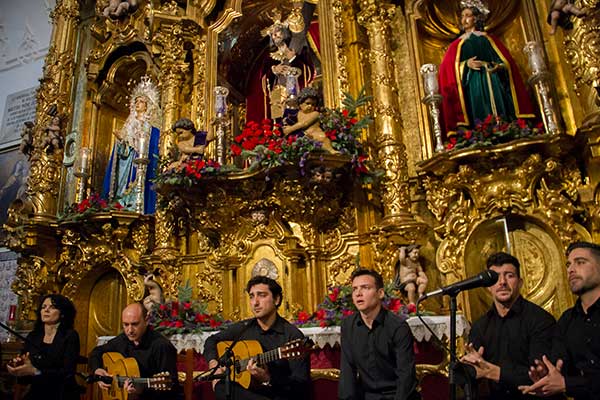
[7,294,81,400]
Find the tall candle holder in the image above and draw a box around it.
[213,86,230,165]
[74,147,91,203]
[133,131,150,214]
[420,64,445,152]
[523,41,561,135]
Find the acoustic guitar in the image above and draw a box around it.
[216,338,312,389]
[95,352,171,400]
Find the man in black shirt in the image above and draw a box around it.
[338,268,419,400]
[89,303,179,399]
[520,241,600,399]
[203,276,310,400]
[461,252,556,399]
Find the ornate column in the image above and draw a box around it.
[153,23,188,255]
[357,1,423,235]
[27,0,79,219]
[155,23,188,155]
[563,1,600,127]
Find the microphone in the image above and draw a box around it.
[419,270,499,300]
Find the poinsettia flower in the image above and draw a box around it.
[315,309,327,320]
[297,310,311,323]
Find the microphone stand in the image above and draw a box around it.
[416,292,474,400]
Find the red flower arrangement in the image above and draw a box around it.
[231,119,321,171]
[446,115,546,151]
[60,193,123,221]
[148,281,229,335]
[293,284,415,328]
[154,158,221,187]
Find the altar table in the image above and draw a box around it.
[97,315,470,400]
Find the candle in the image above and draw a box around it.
[214,86,229,118]
[138,134,148,158]
[523,42,546,75]
[420,64,439,96]
[79,147,90,174]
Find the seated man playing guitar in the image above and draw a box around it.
[204,275,311,400]
[88,303,179,399]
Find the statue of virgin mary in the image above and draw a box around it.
[102,76,161,214]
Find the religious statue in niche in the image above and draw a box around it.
[547,0,587,35]
[168,118,214,169]
[283,87,336,152]
[394,245,428,305]
[246,1,320,122]
[438,0,536,137]
[102,76,161,214]
[103,0,139,19]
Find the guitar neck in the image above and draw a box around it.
[238,347,282,371]
[114,376,156,387]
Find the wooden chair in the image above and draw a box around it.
[177,348,195,400]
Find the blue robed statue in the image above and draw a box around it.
[102,76,161,214]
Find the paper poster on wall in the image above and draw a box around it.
[0,87,38,149]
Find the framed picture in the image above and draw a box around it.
[0,146,29,239]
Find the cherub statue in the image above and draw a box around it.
[103,0,138,19]
[282,87,336,153]
[168,118,214,169]
[394,245,428,305]
[42,114,63,154]
[143,274,164,312]
[547,0,587,35]
[20,121,34,158]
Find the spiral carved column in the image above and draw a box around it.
[357,1,424,238]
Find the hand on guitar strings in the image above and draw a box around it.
[208,359,227,390]
[94,368,113,390]
[247,358,270,385]
[7,353,40,377]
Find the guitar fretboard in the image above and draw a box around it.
[237,347,281,372]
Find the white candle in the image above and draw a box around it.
[138,134,148,158]
[79,147,90,174]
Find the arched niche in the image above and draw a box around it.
[88,47,157,191]
[71,265,130,355]
[463,215,573,322]
[206,0,323,133]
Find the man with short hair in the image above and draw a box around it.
[339,268,419,400]
[461,252,556,399]
[204,276,310,400]
[520,241,600,399]
[89,302,179,399]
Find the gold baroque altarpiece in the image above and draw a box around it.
[3,0,600,360]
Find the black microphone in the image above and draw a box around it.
[419,270,499,300]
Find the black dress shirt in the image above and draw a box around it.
[338,308,419,400]
[88,329,179,399]
[551,296,600,400]
[469,296,556,399]
[20,328,81,400]
[203,315,310,400]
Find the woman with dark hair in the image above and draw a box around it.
[7,294,81,400]
[438,1,535,137]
